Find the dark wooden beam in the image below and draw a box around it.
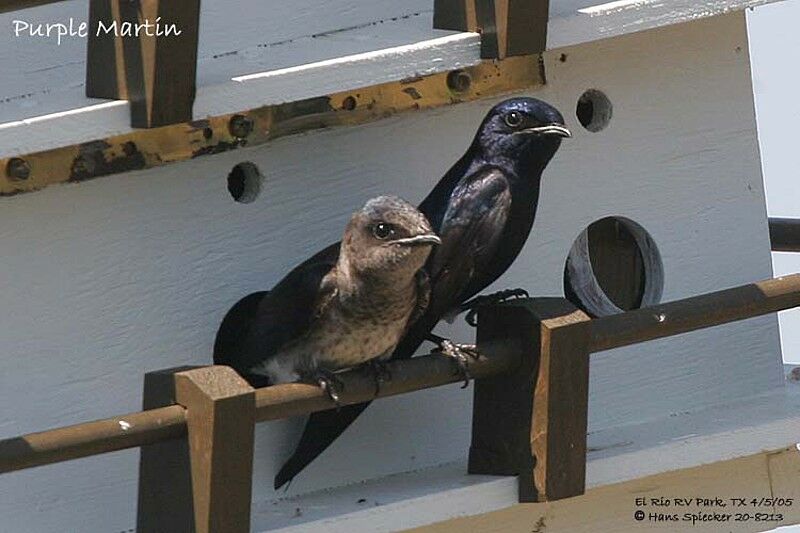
[86,0,201,128]
[433,0,476,32]
[86,0,128,101]
[434,0,550,59]
[137,367,197,533]
[0,0,67,14]
[769,218,800,252]
[469,298,591,502]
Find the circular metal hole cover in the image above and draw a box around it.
[564,216,664,317]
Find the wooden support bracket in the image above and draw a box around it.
[469,298,591,502]
[86,0,201,128]
[137,366,255,533]
[434,0,550,59]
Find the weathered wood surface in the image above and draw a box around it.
[86,0,202,128]
[590,273,800,353]
[528,300,591,502]
[175,366,255,533]
[469,299,591,502]
[434,0,550,58]
[0,267,796,482]
[0,348,520,474]
[0,403,185,474]
[0,56,542,195]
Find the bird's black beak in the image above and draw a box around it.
[393,234,441,247]
[518,124,572,138]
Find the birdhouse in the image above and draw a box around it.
[1,1,798,532]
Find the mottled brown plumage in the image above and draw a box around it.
[214,196,439,392]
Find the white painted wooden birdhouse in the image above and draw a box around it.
[1,1,798,532]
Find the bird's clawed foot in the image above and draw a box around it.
[367,360,392,397]
[460,288,530,327]
[430,337,480,388]
[314,370,345,406]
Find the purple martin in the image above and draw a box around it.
[265,97,570,489]
[213,196,440,399]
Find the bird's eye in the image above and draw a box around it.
[504,111,524,128]
[372,222,395,240]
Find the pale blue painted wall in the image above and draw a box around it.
[749,0,800,365]
[734,7,799,528]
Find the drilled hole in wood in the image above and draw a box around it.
[576,89,612,132]
[563,217,663,317]
[342,96,357,111]
[227,162,264,204]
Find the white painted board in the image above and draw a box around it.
[0,0,786,141]
[0,12,784,533]
[747,0,800,364]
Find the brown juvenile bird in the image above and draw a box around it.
[214,195,440,400]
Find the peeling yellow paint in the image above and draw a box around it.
[1,55,543,197]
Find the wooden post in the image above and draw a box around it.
[137,367,196,533]
[469,298,591,502]
[86,0,201,128]
[433,0,550,59]
[137,366,255,533]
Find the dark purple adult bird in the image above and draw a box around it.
[214,97,570,489]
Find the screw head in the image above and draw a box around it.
[228,115,254,138]
[341,96,357,111]
[6,158,30,180]
[73,154,97,176]
[447,70,472,93]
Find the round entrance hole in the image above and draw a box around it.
[227,161,264,204]
[563,217,663,317]
[576,89,612,132]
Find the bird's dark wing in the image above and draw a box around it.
[424,167,512,317]
[214,291,270,387]
[213,245,339,387]
[274,168,513,489]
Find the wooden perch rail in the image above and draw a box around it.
[0,348,518,475]
[591,273,800,352]
[0,272,798,531]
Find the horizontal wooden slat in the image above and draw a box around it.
[1,56,543,197]
[769,217,800,252]
[0,405,186,474]
[590,273,800,352]
[0,0,66,14]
